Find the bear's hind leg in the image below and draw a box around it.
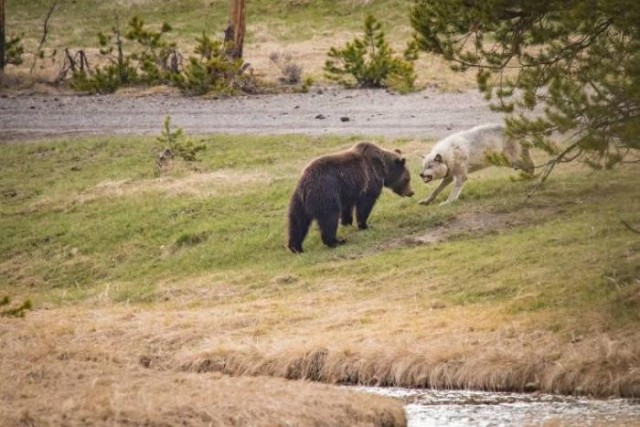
[318,210,345,248]
[341,204,354,226]
[287,207,312,254]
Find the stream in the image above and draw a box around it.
[356,387,640,427]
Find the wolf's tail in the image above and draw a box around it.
[287,192,311,254]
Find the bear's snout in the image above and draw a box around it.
[391,186,414,197]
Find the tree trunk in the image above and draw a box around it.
[226,0,245,59]
[0,0,6,71]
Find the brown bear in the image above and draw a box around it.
[287,142,414,253]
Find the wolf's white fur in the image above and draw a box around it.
[419,123,533,205]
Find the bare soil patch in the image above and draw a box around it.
[413,208,558,245]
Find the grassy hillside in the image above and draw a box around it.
[1,133,639,425]
[10,0,414,44]
[5,0,473,90]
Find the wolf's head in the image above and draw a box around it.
[419,152,448,183]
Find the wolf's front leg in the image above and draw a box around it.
[441,175,467,205]
[419,177,453,205]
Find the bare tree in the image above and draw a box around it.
[1,0,5,70]
[225,0,245,59]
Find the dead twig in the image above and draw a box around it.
[30,0,58,74]
[56,48,91,82]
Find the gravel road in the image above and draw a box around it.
[0,87,502,142]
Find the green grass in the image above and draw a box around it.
[1,134,639,334]
[9,0,414,49]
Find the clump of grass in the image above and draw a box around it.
[0,296,32,317]
[175,231,209,248]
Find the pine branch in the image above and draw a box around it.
[526,140,581,200]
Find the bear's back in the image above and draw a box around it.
[302,149,364,176]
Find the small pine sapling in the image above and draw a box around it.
[324,15,417,92]
[156,116,206,171]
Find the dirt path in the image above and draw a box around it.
[0,87,501,142]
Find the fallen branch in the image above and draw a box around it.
[56,48,90,81]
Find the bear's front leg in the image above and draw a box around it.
[355,196,378,230]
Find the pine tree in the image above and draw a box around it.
[411,0,640,175]
[325,15,417,92]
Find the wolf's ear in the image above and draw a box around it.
[434,153,443,163]
[395,158,406,166]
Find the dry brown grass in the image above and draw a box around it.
[244,31,476,91]
[26,169,273,212]
[1,24,476,94]
[0,308,406,427]
[0,67,66,94]
[2,363,405,427]
[183,325,640,397]
[3,297,639,426]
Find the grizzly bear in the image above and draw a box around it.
[287,142,414,253]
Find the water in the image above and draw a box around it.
[356,387,640,427]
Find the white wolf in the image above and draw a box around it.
[418,123,534,205]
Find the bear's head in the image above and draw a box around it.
[353,142,414,197]
[385,154,414,198]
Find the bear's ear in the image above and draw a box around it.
[434,153,443,163]
[394,149,402,154]
[395,158,406,166]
